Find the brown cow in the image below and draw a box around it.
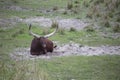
[29,23,58,55]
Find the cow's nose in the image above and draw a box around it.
[43,44,46,48]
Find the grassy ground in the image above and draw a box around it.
[0,0,120,80]
[0,23,120,80]
[0,23,120,51]
[1,55,120,80]
[0,0,85,18]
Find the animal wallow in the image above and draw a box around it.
[29,22,58,55]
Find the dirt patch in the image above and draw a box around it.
[23,17,89,30]
[2,5,30,11]
[0,17,22,28]
[10,42,120,60]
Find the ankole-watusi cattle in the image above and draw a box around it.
[29,23,58,55]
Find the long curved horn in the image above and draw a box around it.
[29,24,40,38]
[44,21,58,38]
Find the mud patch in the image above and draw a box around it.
[10,43,120,60]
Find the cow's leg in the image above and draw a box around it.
[43,49,47,54]
[31,52,40,55]
[49,48,53,52]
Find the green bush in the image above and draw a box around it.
[112,23,120,33]
[69,27,76,32]
[53,6,58,11]
[74,0,79,4]
[63,10,68,15]
[84,25,95,32]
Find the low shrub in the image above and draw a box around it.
[51,20,58,28]
[74,0,79,4]
[63,10,68,15]
[84,25,95,32]
[112,23,120,33]
[67,2,73,10]
[103,20,111,28]
[69,27,76,32]
[53,6,58,11]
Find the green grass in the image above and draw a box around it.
[0,0,120,80]
[0,23,120,80]
[51,29,120,46]
[41,55,120,80]
[0,22,119,56]
[0,0,86,18]
[0,23,120,54]
[1,55,120,80]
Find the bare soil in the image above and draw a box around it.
[0,17,22,28]
[10,42,120,60]
[23,17,89,30]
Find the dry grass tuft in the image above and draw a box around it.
[51,20,59,28]
[58,28,65,35]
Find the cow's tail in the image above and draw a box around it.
[54,45,57,48]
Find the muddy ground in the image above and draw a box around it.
[10,42,120,60]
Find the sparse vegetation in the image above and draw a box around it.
[85,0,120,30]
[51,20,59,29]
[58,27,65,35]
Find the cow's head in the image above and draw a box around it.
[29,23,58,55]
